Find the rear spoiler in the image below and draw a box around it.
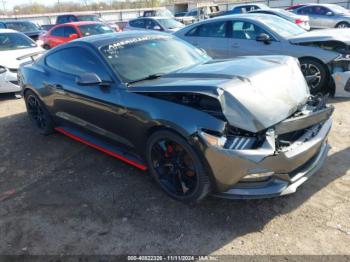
[16,51,45,62]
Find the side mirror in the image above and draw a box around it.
[76,73,102,86]
[326,11,333,16]
[68,33,78,40]
[153,25,162,31]
[256,33,271,44]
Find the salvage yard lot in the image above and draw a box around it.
[0,95,349,255]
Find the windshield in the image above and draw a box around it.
[328,4,349,14]
[258,15,305,37]
[78,24,114,37]
[0,33,36,51]
[157,19,184,29]
[100,36,210,83]
[5,21,39,32]
[77,15,100,21]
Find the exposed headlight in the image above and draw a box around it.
[241,171,274,182]
[0,66,6,74]
[334,54,350,62]
[200,131,227,147]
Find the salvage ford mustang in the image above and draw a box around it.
[19,32,333,203]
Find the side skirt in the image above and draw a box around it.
[54,127,148,171]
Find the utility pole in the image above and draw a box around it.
[1,0,6,15]
[57,0,60,12]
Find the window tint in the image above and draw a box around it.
[57,16,68,24]
[0,23,5,29]
[63,26,78,37]
[68,15,78,22]
[144,19,158,30]
[51,26,65,37]
[46,47,110,80]
[297,6,313,14]
[231,21,270,40]
[129,19,145,28]
[187,21,226,38]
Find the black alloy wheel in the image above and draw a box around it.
[25,90,54,135]
[146,131,210,203]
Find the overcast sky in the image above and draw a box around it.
[2,0,105,10]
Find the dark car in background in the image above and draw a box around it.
[42,13,121,32]
[125,17,184,33]
[19,31,332,203]
[0,20,45,41]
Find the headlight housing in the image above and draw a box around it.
[200,131,227,147]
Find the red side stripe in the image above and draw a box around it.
[54,127,147,171]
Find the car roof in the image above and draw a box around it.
[232,3,268,8]
[132,17,171,21]
[51,21,102,29]
[0,28,18,33]
[70,31,170,48]
[0,20,33,23]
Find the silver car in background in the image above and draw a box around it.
[124,17,184,33]
[292,4,350,28]
[175,14,350,97]
[250,8,310,30]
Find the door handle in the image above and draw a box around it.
[192,42,199,46]
[231,43,239,48]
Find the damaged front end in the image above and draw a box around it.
[297,40,350,97]
[198,95,333,199]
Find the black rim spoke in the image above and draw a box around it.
[27,96,46,129]
[150,139,198,197]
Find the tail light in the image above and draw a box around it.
[295,19,302,24]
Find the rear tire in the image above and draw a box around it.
[146,130,211,204]
[24,90,55,135]
[299,58,328,95]
[336,22,350,28]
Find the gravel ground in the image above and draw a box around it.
[0,94,349,255]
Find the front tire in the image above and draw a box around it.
[299,58,328,95]
[24,90,55,135]
[146,130,211,203]
[336,22,350,28]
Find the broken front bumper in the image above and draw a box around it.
[202,108,333,199]
[332,71,350,98]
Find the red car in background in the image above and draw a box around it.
[39,21,114,49]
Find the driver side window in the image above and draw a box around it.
[45,47,110,81]
[231,21,273,40]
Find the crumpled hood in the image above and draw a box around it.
[0,47,43,69]
[130,56,309,133]
[289,28,350,44]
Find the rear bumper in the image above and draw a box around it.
[203,113,332,199]
[0,71,21,94]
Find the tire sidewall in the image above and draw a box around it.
[24,90,55,135]
[146,130,210,203]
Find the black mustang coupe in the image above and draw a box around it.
[19,31,333,203]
